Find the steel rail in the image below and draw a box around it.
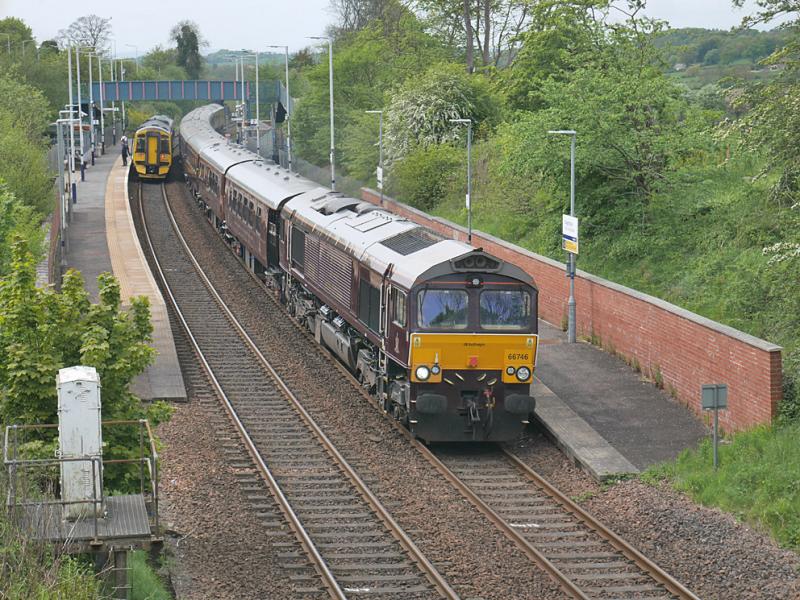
[153,182,460,600]
[502,449,700,600]
[139,183,347,600]
[166,178,697,600]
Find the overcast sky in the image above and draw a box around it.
[0,0,789,57]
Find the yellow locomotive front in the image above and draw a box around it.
[133,116,173,179]
[403,254,538,442]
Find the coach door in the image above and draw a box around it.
[146,132,159,167]
[266,209,280,269]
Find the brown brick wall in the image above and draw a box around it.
[362,188,783,430]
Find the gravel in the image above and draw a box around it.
[161,179,570,600]
[510,426,800,599]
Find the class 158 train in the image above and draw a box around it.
[179,104,539,442]
[133,115,174,179]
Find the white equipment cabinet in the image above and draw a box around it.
[57,366,103,519]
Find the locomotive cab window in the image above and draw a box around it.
[359,280,381,332]
[160,138,169,154]
[480,290,530,330]
[291,227,305,271]
[136,138,145,152]
[418,289,468,329]
[391,288,407,327]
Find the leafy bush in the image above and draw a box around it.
[388,144,462,211]
[384,63,499,164]
[0,240,172,491]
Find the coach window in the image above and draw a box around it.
[249,201,255,226]
[391,288,407,328]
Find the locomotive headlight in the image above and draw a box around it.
[506,366,516,376]
[415,365,431,381]
[431,364,441,375]
[516,366,531,382]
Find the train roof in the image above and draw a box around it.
[284,189,473,289]
[180,105,225,153]
[199,140,255,174]
[226,160,316,210]
[136,115,173,134]
[180,104,533,290]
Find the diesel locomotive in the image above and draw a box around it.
[180,104,539,442]
[132,115,174,179]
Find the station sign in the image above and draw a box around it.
[376,166,383,190]
[702,384,728,410]
[562,214,579,254]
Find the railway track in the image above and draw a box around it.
[432,445,700,600]
[154,175,700,600]
[137,181,459,600]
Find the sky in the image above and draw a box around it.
[0,0,791,58]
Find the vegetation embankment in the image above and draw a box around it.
[0,15,176,596]
[281,0,800,551]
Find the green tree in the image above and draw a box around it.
[170,20,206,79]
[0,72,52,215]
[0,181,45,275]
[501,0,608,110]
[496,11,710,230]
[0,17,33,51]
[293,12,446,167]
[0,241,170,489]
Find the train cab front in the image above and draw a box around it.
[407,251,539,442]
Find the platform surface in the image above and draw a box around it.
[532,320,708,480]
[63,147,186,402]
[20,494,151,542]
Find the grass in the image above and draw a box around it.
[130,550,172,600]
[643,423,800,550]
[0,472,102,599]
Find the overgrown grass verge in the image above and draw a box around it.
[0,476,102,599]
[643,423,800,550]
[130,550,172,600]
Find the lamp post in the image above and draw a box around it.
[88,52,96,165]
[450,118,473,243]
[21,39,34,57]
[365,110,384,204]
[76,45,86,180]
[241,53,261,155]
[240,57,246,144]
[310,36,335,191]
[125,44,139,74]
[67,45,76,175]
[267,45,293,172]
[548,129,577,344]
[97,54,105,153]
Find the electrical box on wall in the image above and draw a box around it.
[57,366,103,520]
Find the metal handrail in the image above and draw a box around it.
[2,419,160,538]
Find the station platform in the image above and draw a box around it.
[530,320,708,481]
[64,147,186,402]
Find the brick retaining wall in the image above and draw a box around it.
[361,188,783,431]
